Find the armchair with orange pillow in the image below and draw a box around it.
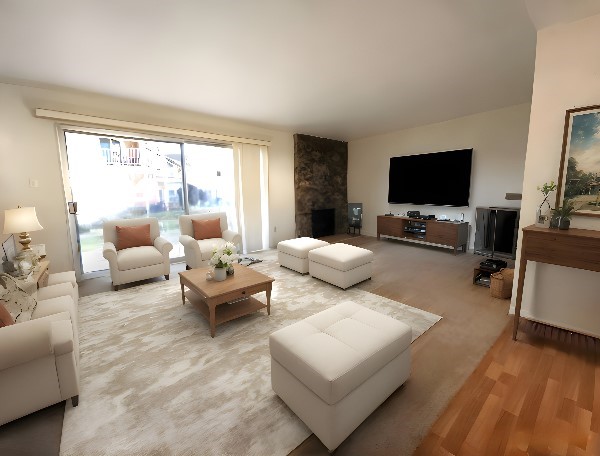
[179,212,242,269]
[102,217,173,290]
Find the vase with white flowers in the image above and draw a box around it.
[209,242,238,281]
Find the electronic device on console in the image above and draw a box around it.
[404,220,426,234]
[413,214,435,220]
[407,210,420,218]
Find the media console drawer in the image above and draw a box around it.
[377,216,404,238]
[377,216,468,254]
[426,234,454,247]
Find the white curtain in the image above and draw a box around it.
[233,143,270,254]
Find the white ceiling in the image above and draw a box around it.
[0,0,579,141]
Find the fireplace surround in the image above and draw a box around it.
[294,134,348,237]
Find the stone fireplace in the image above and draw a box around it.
[294,134,348,237]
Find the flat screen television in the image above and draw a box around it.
[388,148,473,207]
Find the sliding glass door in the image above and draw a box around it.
[64,130,235,276]
[183,143,237,230]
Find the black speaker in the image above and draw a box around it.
[407,210,420,218]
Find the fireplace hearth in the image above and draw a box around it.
[312,208,335,238]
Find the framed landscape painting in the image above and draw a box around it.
[556,104,600,217]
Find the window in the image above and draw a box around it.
[64,131,236,275]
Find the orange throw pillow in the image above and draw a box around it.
[0,303,14,327]
[116,224,153,250]
[192,218,222,240]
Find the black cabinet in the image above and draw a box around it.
[474,207,520,259]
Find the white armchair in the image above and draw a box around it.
[179,212,242,269]
[102,217,173,291]
[0,275,79,426]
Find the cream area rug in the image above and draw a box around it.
[60,250,441,456]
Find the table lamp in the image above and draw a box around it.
[3,207,44,271]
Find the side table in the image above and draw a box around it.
[11,260,50,295]
[35,260,50,288]
[513,225,600,340]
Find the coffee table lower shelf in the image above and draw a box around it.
[184,290,267,335]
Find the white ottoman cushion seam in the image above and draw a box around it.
[309,262,372,289]
[322,322,411,403]
[281,251,304,260]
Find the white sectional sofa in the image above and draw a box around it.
[0,275,80,426]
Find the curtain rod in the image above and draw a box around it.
[35,109,271,147]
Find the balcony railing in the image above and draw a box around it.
[101,147,182,172]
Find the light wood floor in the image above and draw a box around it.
[415,321,600,456]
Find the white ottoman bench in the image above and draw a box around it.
[308,243,373,289]
[270,301,412,452]
[277,237,330,274]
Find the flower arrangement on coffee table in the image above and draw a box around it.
[209,242,239,278]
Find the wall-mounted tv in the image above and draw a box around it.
[388,148,473,207]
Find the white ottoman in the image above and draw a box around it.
[277,237,330,274]
[308,243,373,289]
[270,301,412,452]
[47,271,79,301]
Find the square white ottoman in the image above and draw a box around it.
[308,243,373,289]
[277,237,330,274]
[270,301,412,452]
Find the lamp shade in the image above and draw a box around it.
[3,207,44,234]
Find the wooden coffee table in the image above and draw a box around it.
[179,264,274,337]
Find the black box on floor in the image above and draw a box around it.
[479,258,507,272]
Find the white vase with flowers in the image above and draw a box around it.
[209,242,238,281]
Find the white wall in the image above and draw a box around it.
[0,81,296,273]
[348,103,531,248]
[511,13,600,337]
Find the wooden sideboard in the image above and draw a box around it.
[377,215,469,254]
[513,225,600,340]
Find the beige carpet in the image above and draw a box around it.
[60,251,441,456]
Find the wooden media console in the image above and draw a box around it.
[377,215,469,254]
